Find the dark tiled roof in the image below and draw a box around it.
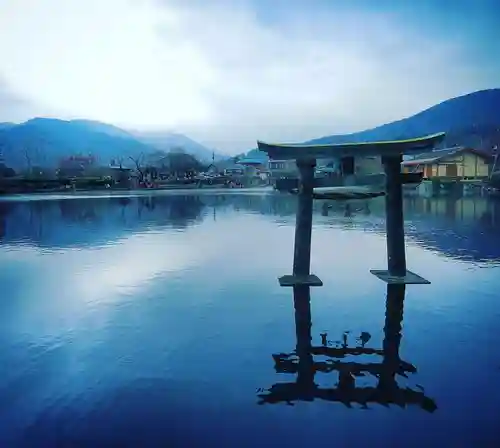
[401,147,490,166]
[238,158,267,165]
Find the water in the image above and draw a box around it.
[1,192,500,447]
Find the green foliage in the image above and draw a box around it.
[164,151,204,173]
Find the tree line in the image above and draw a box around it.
[126,148,207,181]
[0,146,208,180]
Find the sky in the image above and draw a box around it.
[0,0,499,154]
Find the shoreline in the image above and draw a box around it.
[0,186,277,201]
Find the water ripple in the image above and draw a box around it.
[1,192,500,446]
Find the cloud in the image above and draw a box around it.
[153,0,497,148]
[0,77,56,123]
[0,0,497,152]
[0,0,213,126]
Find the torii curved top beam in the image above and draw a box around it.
[257,132,446,160]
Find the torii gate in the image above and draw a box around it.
[257,284,437,411]
[257,132,445,286]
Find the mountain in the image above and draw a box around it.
[0,118,153,169]
[307,89,500,149]
[0,118,223,169]
[246,89,500,160]
[69,119,138,140]
[131,130,223,163]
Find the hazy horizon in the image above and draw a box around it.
[1,0,499,154]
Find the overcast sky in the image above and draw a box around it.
[0,0,498,154]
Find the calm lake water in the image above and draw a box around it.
[1,192,500,447]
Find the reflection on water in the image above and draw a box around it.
[258,285,437,412]
[1,194,500,262]
[0,194,207,247]
[0,192,500,446]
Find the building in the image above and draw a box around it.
[401,147,491,181]
[268,158,337,180]
[237,157,268,174]
[231,157,270,184]
[206,164,219,175]
[58,155,97,177]
[353,156,383,176]
[268,159,298,182]
[107,165,132,184]
[268,155,383,185]
[224,164,245,176]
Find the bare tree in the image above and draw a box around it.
[24,144,42,174]
[24,147,32,172]
[129,153,145,181]
[117,156,124,169]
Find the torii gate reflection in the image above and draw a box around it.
[257,285,437,412]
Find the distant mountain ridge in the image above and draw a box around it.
[0,118,223,170]
[2,89,499,170]
[307,89,500,147]
[0,123,15,130]
[130,130,224,163]
[247,88,500,160]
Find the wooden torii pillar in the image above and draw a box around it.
[257,132,445,286]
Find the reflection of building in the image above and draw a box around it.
[401,147,491,181]
[407,196,490,221]
[258,285,437,411]
[402,197,500,262]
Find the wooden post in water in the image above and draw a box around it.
[279,158,322,287]
[293,159,315,277]
[370,156,430,284]
[383,155,407,277]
